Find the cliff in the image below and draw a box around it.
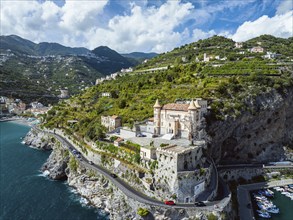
[208,87,293,163]
[37,137,227,220]
[24,128,53,150]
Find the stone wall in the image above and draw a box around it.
[219,168,264,182]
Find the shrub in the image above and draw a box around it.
[137,207,149,217]
[207,213,218,220]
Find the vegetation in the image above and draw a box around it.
[137,207,149,217]
[41,35,292,169]
[207,213,218,220]
[69,155,79,172]
[0,35,133,104]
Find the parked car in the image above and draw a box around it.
[89,161,93,165]
[195,201,206,207]
[110,173,117,178]
[137,134,146,137]
[164,200,175,205]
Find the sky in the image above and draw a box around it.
[0,0,292,53]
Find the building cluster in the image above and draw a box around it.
[96,68,133,85]
[203,53,227,62]
[102,98,213,202]
[101,115,122,131]
[25,102,51,116]
[0,96,26,115]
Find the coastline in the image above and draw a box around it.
[1,117,33,127]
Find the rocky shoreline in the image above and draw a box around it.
[23,129,226,220]
[24,128,53,151]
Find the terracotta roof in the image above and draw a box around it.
[115,137,124,142]
[162,103,189,111]
[148,117,154,122]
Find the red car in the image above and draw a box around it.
[164,200,175,205]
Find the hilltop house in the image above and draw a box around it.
[250,46,264,53]
[235,42,243,48]
[153,99,207,140]
[101,115,122,131]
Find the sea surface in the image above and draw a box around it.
[0,122,109,220]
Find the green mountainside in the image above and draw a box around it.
[136,35,293,70]
[122,52,158,62]
[43,35,293,141]
[0,35,89,56]
[0,35,133,104]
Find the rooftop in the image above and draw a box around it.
[162,103,189,111]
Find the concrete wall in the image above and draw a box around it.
[120,128,136,138]
[219,168,264,181]
[177,147,203,171]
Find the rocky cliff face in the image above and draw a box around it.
[208,87,293,163]
[40,144,225,220]
[24,128,53,150]
[41,144,69,180]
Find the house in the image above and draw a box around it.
[101,115,122,131]
[59,89,69,98]
[140,146,157,160]
[235,42,243,48]
[114,137,124,147]
[250,46,264,53]
[263,52,280,59]
[203,53,211,62]
[101,92,111,97]
[153,99,207,140]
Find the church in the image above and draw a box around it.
[153,98,207,140]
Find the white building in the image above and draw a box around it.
[153,99,207,140]
[140,146,157,160]
[263,52,280,59]
[101,115,122,131]
[250,46,264,53]
[235,42,243,48]
[101,92,111,97]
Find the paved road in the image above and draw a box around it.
[218,164,293,170]
[237,179,293,220]
[37,128,227,210]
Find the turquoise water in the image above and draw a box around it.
[0,122,108,220]
[252,188,293,220]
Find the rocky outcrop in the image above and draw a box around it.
[41,144,69,180]
[24,128,53,150]
[208,87,293,163]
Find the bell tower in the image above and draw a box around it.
[153,99,161,135]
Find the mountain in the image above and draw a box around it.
[0,35,90,56]
[122,52,158,62]
[90,46,133,73]
[135,35,293,70]
[0,35,133,104]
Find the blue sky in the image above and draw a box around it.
[1,0,292,53]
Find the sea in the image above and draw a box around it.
[0,121,109,220]
[251,187,293,220]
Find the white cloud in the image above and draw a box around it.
[192,29,216,41]
[276,0,293,15]
[84,1,194,52]
[232,11,293,42]
[59,0,108,32]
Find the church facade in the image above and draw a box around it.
[153,99,207,140]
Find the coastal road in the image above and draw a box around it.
[36,127,228,210]
[237,179,293,220]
